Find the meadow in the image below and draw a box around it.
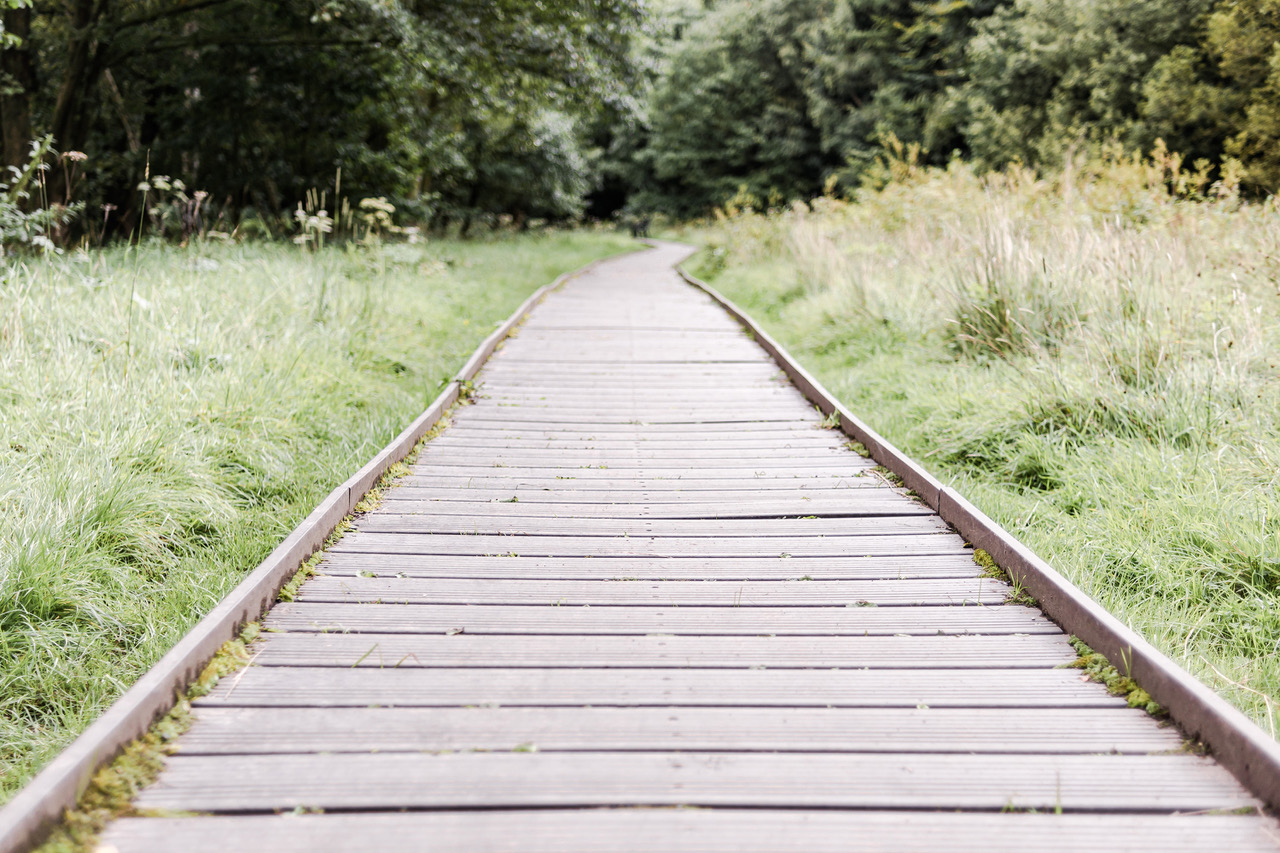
[683,149,1280,736]
[0,230,634,800]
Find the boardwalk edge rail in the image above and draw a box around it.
[0,255,614,853]
[676,261,1280,812]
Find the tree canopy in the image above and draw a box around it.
[4,0,1279,230]
[0,0,645,234]
[624,0,1280,215]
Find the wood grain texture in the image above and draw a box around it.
[248,632,1077,669]
[100,810,1280,853]
[328,531,971,558]
[193,666,1134,709]
[395,476,886,492]
[177,706,1181,755]
[265,601,1053,635]
[133,751,1256,813]
[314,553,987,580]
[373,497,932,519]
[352,515,945,536]
[292,576,1008,606]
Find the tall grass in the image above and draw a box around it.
[685,151,1280,736]
[0,231,634,799]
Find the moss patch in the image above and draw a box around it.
[973,548,1037,606]
[34,623,260,853]
[1063,636,1166,717]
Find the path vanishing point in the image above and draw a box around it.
[24,244,1280,849]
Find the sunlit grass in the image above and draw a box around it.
[682,154,1280,737]
[0,230,635,800]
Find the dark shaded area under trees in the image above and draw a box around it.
[0,0,645,238]
[4,0,1280,235]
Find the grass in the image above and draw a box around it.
[0,229,635,801]
[678,149,1280,737]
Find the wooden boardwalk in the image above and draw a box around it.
[101,244,1280,851]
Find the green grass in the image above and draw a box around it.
[0,229,636,801]
[680,153,1280,738]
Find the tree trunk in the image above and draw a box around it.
[0,5,35,173]
[50,0,103,154]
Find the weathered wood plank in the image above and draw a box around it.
[293,576,1008,607]
[352,515,946,537]
[99,810,1280,853]
[405,463,871,478]
[406,472,877,488]
[315,553,985,581]
[445,418,827,435]
[177,706,1181,755]
[132,752,1256,813]
[194,666,1131,709]
[265,602,1054,636]
[396,477,885,493]
[248,632,1076,669]
[328,531,971,558]
[450,413,809,426]
[426,435,846,448]
[373,497,932,519]
[414,448,863,463]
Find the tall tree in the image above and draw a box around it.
[1,0,35,172]
[958,0,1212,169]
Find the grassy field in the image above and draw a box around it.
[681,152,1280,736]
[0,230,635,800]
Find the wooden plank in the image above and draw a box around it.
[293,576,1008,607]
[426,435,844,448]
[414,448,861,463]
[99,810,1280,853]
[265,602,1055,636]
[194,666,1130,709]
[315,553,986,581]
[409,455,880,468]
[177,706,1181,755]
[474,394,806,406]
[450,413,808,426]
[476,380,792,391]
[396,477,886,493]
[474,402,813,413]
[328,531,971,558]
[445,417,834,434]
[132,752,1256,813]
[373,498,932,519]
[248,632,1076,669]
[352,515,946,537]
[407,464,875,477]
[384,487,896,503]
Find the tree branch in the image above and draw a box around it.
[113,0,240,32]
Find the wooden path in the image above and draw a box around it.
[101,244,1280,851]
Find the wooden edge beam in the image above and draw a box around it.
[674,247,1280,812]
[0,255,610,853]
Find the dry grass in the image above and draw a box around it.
[683,149,1280,736]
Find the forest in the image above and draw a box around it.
[5,0,1280,241]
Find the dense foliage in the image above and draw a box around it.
[0,0,645,235]
[5,0,1280,231]
[628,0,1280,214]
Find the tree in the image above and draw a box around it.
[1,0,34,171]
[636,0,828,215]
[795,0,1001,181]
[5,0,645,232]
[957,0,1212,170]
